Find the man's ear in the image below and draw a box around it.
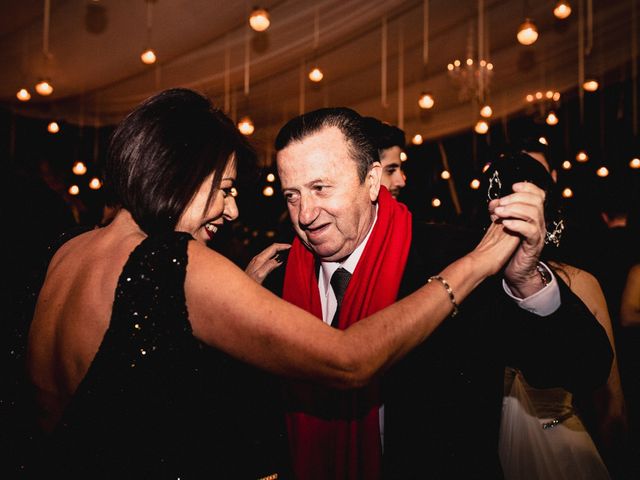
[367,161,382,202]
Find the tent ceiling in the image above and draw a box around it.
[0,0,634,154]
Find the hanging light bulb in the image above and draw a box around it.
[482,163,491,173]
[576,150,588,162]
[262,185,274,197]
[16,88,31,101]
[517,19,539,45]
[237,116,255,135]
[552,91,561,101]
[400,152,408,161]
[480,105,493,118]
[474,120,489,134]
[72,161,87,175]
[68,185,80,195]
[431,197,441,207]
[538,136,548,145]
[526,94,534,102]
[47,121,60,133]
[562,160,572,170]
[35,79,53,96]
[546,111,559,126]
[630,158,640,169]
[583,79,599,92]
[140,48,157,65]
[308,67,323,82]
[470,179,480,189]
[441,170,451,180]
[412,134,423,145]
[418,92,435,109]
[266,173,276,182]
[249,8,270,32]
[596,166,609,177]
[553,1,572,19]
[89,177,102,190]
[562,187,573,198]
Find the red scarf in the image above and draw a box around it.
[282,187,412,480]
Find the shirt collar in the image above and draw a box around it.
[319,204,378,296]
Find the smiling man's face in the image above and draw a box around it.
[276,126,380,262]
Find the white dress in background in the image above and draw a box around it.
[499,367,611,480]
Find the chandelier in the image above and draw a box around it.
[447,57,493,103]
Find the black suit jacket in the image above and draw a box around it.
[265,222,612,479]
[383,222,612,479]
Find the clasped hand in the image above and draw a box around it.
[488,181,547,298]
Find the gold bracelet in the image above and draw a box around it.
[427,275,459,317]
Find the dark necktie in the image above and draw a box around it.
[330,267,352,328]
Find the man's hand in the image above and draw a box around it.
[245,243,291,284]
[489,182,546,298]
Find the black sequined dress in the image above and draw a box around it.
[7,230,290,478]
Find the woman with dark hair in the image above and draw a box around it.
[23,88,520,477]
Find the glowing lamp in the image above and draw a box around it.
[517,19,539,45]
[554,1,572,19]
[418,92,435,109]
[89,177,102,190]
[480,105,493,118]
[576,151,588,162]
[68,185,80,195]
[596,166,609,177]
[562,161,572,170]
[441,170,451,180]
[237,117,255,135]
[17,88,31,101]
[470,179,480,189]
[262,186,274,197]
[474,120,489,134]
[546,111,559,126]
[266,173,276,182]
[140,49,157,65]
[630,158,640,169]
[47,121,60,134]
[412,134,423,145]
[308,67,323,82]
[72,161,87,175]
[583,80,599,92]
[35,79,53,96]
[562,187,573,198]
[400,152,407,162]
[431,198,441,207]
[249,8,270,32]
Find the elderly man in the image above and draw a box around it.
[268,107,612,479]
[361,116,406,198]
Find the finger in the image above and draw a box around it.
[493,203,543,225]
[511,181,546,198]
[497,191,544,208]
[501,219,544,245]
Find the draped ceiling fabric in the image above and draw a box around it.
[0,0,634,164]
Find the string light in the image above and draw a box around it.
[249,8,270,32]
[308,67,323,82]
[596,166,609,177]
[474,120,489,134]
[482,163,491,173]
[412,134,424,145]
[237,116,255,135]
[583,79,599,92]
[140,48,157,65]
[262,186,274,197]
[480,105,493,118]
[538,137,548,145]
[576,150,588,162]
[546,111,559,126]
[630,158,640,169]
[266,173,276,182]
[562,160,572,170]
[400,152,408,161]
[470,179,480,189]
[68,185,80,195]
[441,170,451,180]
[517,19,538,45]
[553,1,572,19]
[16,88,31,101]
[89,177,102,190]
[47,121,59,133]
[526,94,534,102]
[562,187,573,198]
[72,161,87,175]
[431,197,441,207]
[35,79,53,96]
[418,92,435,109]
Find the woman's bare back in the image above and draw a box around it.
[27,214,145,430]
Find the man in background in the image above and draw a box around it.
[362,116,406,199]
